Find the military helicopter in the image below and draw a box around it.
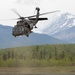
[11,7,59,37]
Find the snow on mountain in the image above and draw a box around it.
[42,13,75,35]
[38,12,75,42]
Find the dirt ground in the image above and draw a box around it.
[0,66,75,74]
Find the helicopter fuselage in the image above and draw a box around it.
[12,19,35,37]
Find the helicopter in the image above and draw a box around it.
[11,7,59,37]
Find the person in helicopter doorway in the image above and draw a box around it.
[25,22,33,33]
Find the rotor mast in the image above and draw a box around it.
[36,7,40,19]
[34,7,40,28]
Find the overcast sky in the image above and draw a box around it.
[0,0,75,26]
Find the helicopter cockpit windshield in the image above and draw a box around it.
[12,25,25,37]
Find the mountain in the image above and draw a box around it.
[40,13,75,43]
[51,26,75,42]
[0,25,64,48]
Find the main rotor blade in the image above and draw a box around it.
[0,18,18,21]
[0,10,60,21]
[24,10,60,18]
[24,15,36,18]
[39,10,60,16]
[11,9,22,18]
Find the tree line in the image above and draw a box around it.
[0,44,75,66]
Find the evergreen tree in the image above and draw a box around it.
[32,50,36,59]
[43,49,46,59]
[11,50,14,59]
[35,45,39,59]
[40,51,43,59]
[7,51,11,59]
[3,54,7,61]
[49,53,52,59]
[54,47,58,60]
[60,51,65,59]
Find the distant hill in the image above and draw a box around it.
[52,26,75,43]
[0,25,65,48]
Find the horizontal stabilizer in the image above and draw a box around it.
[29,18,48,21]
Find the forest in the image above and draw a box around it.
[0,44,75,67]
